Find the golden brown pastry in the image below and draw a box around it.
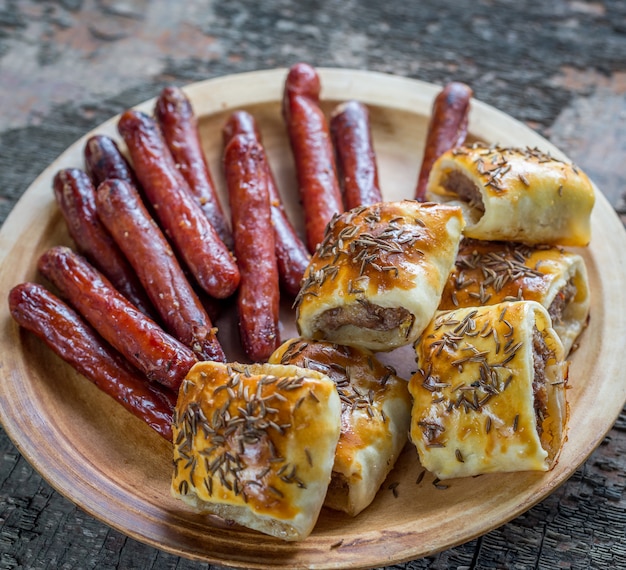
[295,200,465,351]
[425,143,595,246]
[439,239,590,355]
[171,361,341,541]
[409,301,568,479]
[270,338,411,516]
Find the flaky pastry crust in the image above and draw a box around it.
[270,338,411,516]
[439,239,590,355]
[295,200,464,351]
[409,301,568,479]
[426,143,595,246]
[171,361,341,541]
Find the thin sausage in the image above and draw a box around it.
[223,133,280,362]
[155,86,233,250]
[8,282,175,441]
[52,168,154,317]
[330,100,383,210]
[38,246,197,391]
[95,178,226,363]
[415,81,473,201]
[282,63,344,253]
[222,110,310,297]
[84,134,139,188]
[118,109,240,299]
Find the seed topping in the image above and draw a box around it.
[294,204,428,310]
[279,340,393,423]
[448,241,545,305]
[415,305,525,447]
[173,365,322,504]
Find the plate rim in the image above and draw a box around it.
[1,67,626,569]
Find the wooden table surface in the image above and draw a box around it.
[1,2,625,569]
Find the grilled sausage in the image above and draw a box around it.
[52,168,154,317]
[223,133,280,361]
[330,100,383,209]
[222,110,310,297]
[38,246,197,391]
[95,178,226,363]
[282,62,344,253]
[155,86,233,249]
[118,109,240,299]
[83,134,139,188]
[8,282,175,440]
[415,81,473,201]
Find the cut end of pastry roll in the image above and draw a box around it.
[270,338,412,516]
[439,239,591,355]
[295,200,465,352]
[409,301,568,480]
[171,361,341,541]
[426,143,595,246]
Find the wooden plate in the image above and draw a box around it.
[1,68,626,569]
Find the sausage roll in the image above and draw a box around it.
[409,301,568,479]
[270,338,412,516]
[425,143,595,246]
[295,200,465,351]
[439,239,590,355]
[171,361,341,541]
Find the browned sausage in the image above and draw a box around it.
[282,62,344,253]
[83,134,139,188]
[223,133,280,362]
[8,282,175,440]
[53,168,154,317]
[222,110,310,297]
[155,86,233,250]
[415,81,473,201]
[38,246,197,391]
[330,100,383,210]
[117,109,240,299]
[95,178,226,363]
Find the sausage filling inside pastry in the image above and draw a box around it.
[314,300,413,337]
[439,239,590,355]
[270,338,412,516]
[295,200,465,351]
[409,301,568,479]
[171,361,341,541]
[441,168,485,224]
[426,143,595,246]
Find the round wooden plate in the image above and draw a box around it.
[1,68,625,569]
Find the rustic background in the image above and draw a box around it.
[1,1,625,568]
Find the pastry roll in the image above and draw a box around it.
[409,301,568,479]
[171,361,341,541]
[295,200,465,351]
[426,143,595,246]
[270,338,412,516]
[439,239,590,355]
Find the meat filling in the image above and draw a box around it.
[532,326,552,439]
[442,170,485,214]
[548,279,577,325]
[316,300,412,333]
